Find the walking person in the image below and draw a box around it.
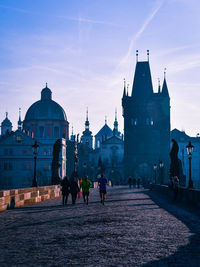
[128,176,132,189]
[61,176,71,206]
[98,173,108,205]
[81,175,92,205]
[70,177,80,205]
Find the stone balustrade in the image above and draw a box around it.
[152,184,200,207]
[0,185,61,212]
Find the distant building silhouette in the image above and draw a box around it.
[122,52,170,183]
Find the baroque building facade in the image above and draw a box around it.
[0,84,68,189]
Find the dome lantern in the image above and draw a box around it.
[41,83,52,100]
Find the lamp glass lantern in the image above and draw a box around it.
[186,141,194,156]
[32,141,39,155]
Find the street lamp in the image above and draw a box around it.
[74,142,78,180]
[186,141,194,188]
[159,160,164,184]
[32,140,39,187]
[153,164,157,184]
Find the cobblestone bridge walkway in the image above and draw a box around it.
[0,186,200,267]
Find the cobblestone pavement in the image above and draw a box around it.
[0,186,200,267]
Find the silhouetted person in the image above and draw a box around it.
[137,177,141,188]
[128,176,132,188]
[98,173,108,205]
[61,176,71,205]
[70,177,80,204]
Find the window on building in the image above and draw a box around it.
[131,118,138,126]
[54,127,59,138]
[8,162,13,170]
[146,118,150,125]
[4,162,8,170]
[97,140,100,148]
[4,149,8,155]
[39,126,45,138]
[150,118,154,125]
[44,148,52,156]
[9,149,13,155]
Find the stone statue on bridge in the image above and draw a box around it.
[51,139,62,185]
[170,139,184,185]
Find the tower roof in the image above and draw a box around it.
[95,123,113,137]
[1,112,12,127]
[161,78,169,97]
[131,61,153,99]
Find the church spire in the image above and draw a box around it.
[161,68,169,97]
[113,108,119,136]
[18,108,22,131]
[123,78,126,98]
[85,107,90,130]
[158,78,161,93]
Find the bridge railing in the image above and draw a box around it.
[152,184,200,207]
[0,185,61,212]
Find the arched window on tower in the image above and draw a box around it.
[54,127,59,138]
[146,118,150,125]
[150,118,154,126]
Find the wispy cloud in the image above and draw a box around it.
[0,4,32,14]
[118,0,164,68]
[57,15,120,27]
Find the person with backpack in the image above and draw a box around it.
[80,175,92,205]
[61,176,71,206]
[70,177,80,205]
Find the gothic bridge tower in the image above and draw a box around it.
[122,51,170,182]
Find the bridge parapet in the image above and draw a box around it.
[0,185,61,212]
[152,184,200,207]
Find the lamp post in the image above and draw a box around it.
[186,141,194,188]
[32,140,39,187]
[159,160,164,184]
[83,162,87,176]
[153,164,157,184]
[74,142,78,180]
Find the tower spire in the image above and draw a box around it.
[127,83,129,96]
[85,107,90,130]
[162,68,169,97]
[86,107,88,121]
[147,50,149,61]
[164,68,166,79]
[136,50,139,62]
[158,78,161,93]
[18,108,22,131]
[123,78,126,98]
[115,108,117,121]
[105,116,107,124]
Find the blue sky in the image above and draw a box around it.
[0,0,200,137]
